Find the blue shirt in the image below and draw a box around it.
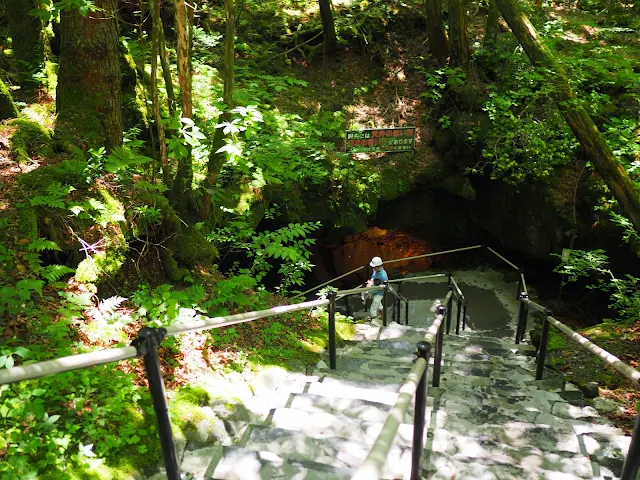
[371,268,388,296]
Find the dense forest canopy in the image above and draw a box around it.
[0,0,639,478]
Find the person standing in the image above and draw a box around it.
[367,256,388,326]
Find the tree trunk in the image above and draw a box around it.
[150,0,170,186]
[172,0,193,201]
[318,0,337,53]
[449,0,470,66]
[158,23,177,116]
[426,0,448,65]
[56,0,122,151]
[483,0,500,49]
[206,0,235,190]
[6,0,48,87]
[0,78,19,120]
[494,0,640,233]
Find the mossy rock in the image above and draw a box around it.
[0,78,18,120]
[170,226,219,269]
[54,106,103,152]
[174,385,211,406]
[8,118,54,162]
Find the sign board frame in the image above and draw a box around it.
[345,126,416,154]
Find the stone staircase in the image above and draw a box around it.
[157,320,631,480]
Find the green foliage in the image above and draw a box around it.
[132,283,206,327]
[0,362,158,480]
[32,0,98,22]
[554,248,640,320]
[208,217,321,294]
[473,80,578,183]
[0,238,73,323]
[418,67,466,104]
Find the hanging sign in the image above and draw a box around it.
[345,126,416,153]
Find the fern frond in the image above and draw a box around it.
[28,238,61,252]
[41,265,75,283]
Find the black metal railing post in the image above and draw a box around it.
[455,296,462,335]
[516,271,523,300]
[411,341,431,480]
[536,312,551,380]
[462,299,467,331]
[433,305,446,387]
[345,294,353,317]
[328,290,337,370]
[133,327,180,480]
[621,411,640,480]
[445,288,453,335]
[405,298,409,326]
[515,293,529,344]
[382,283,389,327]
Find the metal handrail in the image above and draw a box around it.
[449,276,464,300]
[486,246,520,271]
[0,346,138,386]
[165,298,330,337]
[387,273,448,284]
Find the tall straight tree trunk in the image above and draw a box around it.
[494,0,640,233]
[158,24,177,116]
[318,0,337,53]
[483,0,500,48]
[6,0,48,87]
[56,0,122,151]
[449,0,470,66]
[206,0,235,191]
[172,0,193,201]
[426,0,448,65]
[150,0,170,186]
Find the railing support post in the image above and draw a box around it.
[133,327,180,480]
[516,271,523,300]
[405,298,409,326]
[462,299,467,331]
[515,293,529,344]
[345,294,353,317]
[396,293,401,325]
[433,305,446,387]
[445,287,453,335]
[455,296,462,335]
[536,313,551,380]
[621,411,640,480]
[328,291,337,370]
[383,283,389,327]
[411,341,431,480]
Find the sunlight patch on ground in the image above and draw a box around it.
[559,30,589,44]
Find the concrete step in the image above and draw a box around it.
[244,425,411,479]
[318,374,404,392]
[288,381,399,405]
[284,392,392,423]
[267,407,414,446]
[205,445,353,480]
[422,448,615,480]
